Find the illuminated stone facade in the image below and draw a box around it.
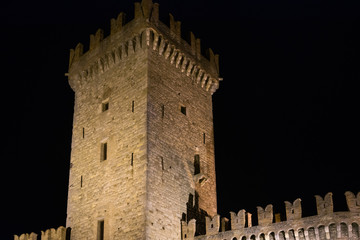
[14,1,359,240]
[66,0,219,239]
[182,192,360,240]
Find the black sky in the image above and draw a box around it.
[2,0,359,238]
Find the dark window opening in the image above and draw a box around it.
[80,176,83,188]
[97,220,104,240]
[101,142,107,161]
[131,153,134,166]
[82,128,85,139]
[194,154,200,175]
[102,102,109,112]
[203,133,206,144]
[180,105,187,115]
[66,228,71,240]
[161,105,165,118]
[132,100,135,113]
[161,157,164,170]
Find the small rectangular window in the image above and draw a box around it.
[97,220,104,240]
[180,105,186,115]
[203,133,206,144]
[82,128,85,139]
[80,176,83,188]
[101,142,107,161]
[161,156,164,171]
[132,100,135,113]
[131,153,134,166]
[194,154,200,175]
[102,102,109,112]
[161,105,165,118]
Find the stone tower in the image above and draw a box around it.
[66,0,221,239]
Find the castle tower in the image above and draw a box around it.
[66,1,221,239]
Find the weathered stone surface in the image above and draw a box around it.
[345,191,360,213]
[230,210,246,230]
[14,232,37,240]
[192,192,360,240]
[14,226,70,240]
[257,205,273,226]
[65,0,219,239]
[285,198,302,220]
[206,215,220,236]
[14,1,359,240]
[182,219,196,240]
[41,226,68,240]
[315,192,334,216]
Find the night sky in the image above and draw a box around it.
[2,0,359,238]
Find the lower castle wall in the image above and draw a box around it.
[14,193,360,240]
[15,212,359,240]
[14,226,70,240]
[193,212,360,240]
[182,192,360,240]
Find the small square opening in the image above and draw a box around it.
[102,102,109,112]
[180,105,187,115]
[161,105,165,118]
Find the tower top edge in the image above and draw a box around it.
[67,0,221,80]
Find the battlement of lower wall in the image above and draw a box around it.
[182,191,360,240]
[13,192,358,240]
[14,226,70,240]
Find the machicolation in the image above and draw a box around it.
[68,0,221,96]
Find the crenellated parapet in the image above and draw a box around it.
[206,215,221,235]
[316,193,334,216]
[41,226,68,240]
[67,0,221,95]
[285,198,302,220]
[14,232,37,240]
[182,219,197,240]
[345,191,360,213]
[183,191,360,240]
[14,193,359,240]
[14,226,70,240]
[230,210,246,230]
[257,205,274,226]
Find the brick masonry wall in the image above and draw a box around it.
[193,212,360,240]
[64,1,220,239]
[67,40,149,239]
[145,44,217,239]
[181,192,360,240]
[66,22,219,238]
[13,2,358,240]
